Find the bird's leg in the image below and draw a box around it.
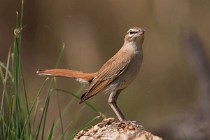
[108,90,125,121]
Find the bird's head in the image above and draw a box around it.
[124,27,145,44]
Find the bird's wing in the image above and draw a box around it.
[80,50,133,102]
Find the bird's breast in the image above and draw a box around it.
[112,48,143,90]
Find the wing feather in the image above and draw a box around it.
[80,50,133,102]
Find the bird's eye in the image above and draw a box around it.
[129,30,138,35]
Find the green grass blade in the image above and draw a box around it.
[41,44,65,140]
[55,88,106,118]
[47,121,55,140]
[59,105,86,139]
[13,11,22,139]
[68,116,100,140]
[20,78,49,138]
[0,62,12,80]
[53,86,85,135]
[55,87,64,140]
[34,45,65,140]
[35,80,54,140]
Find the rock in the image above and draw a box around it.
[74,118,162,140]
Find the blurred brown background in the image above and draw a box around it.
[0,0,210,139]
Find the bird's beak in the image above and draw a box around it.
[139,28,145,35]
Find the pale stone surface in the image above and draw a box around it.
[74,118,162,140]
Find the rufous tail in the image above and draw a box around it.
[37,69,95,83]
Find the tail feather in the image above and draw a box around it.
[37,69,95,83]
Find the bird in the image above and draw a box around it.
[37,27,145,121]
